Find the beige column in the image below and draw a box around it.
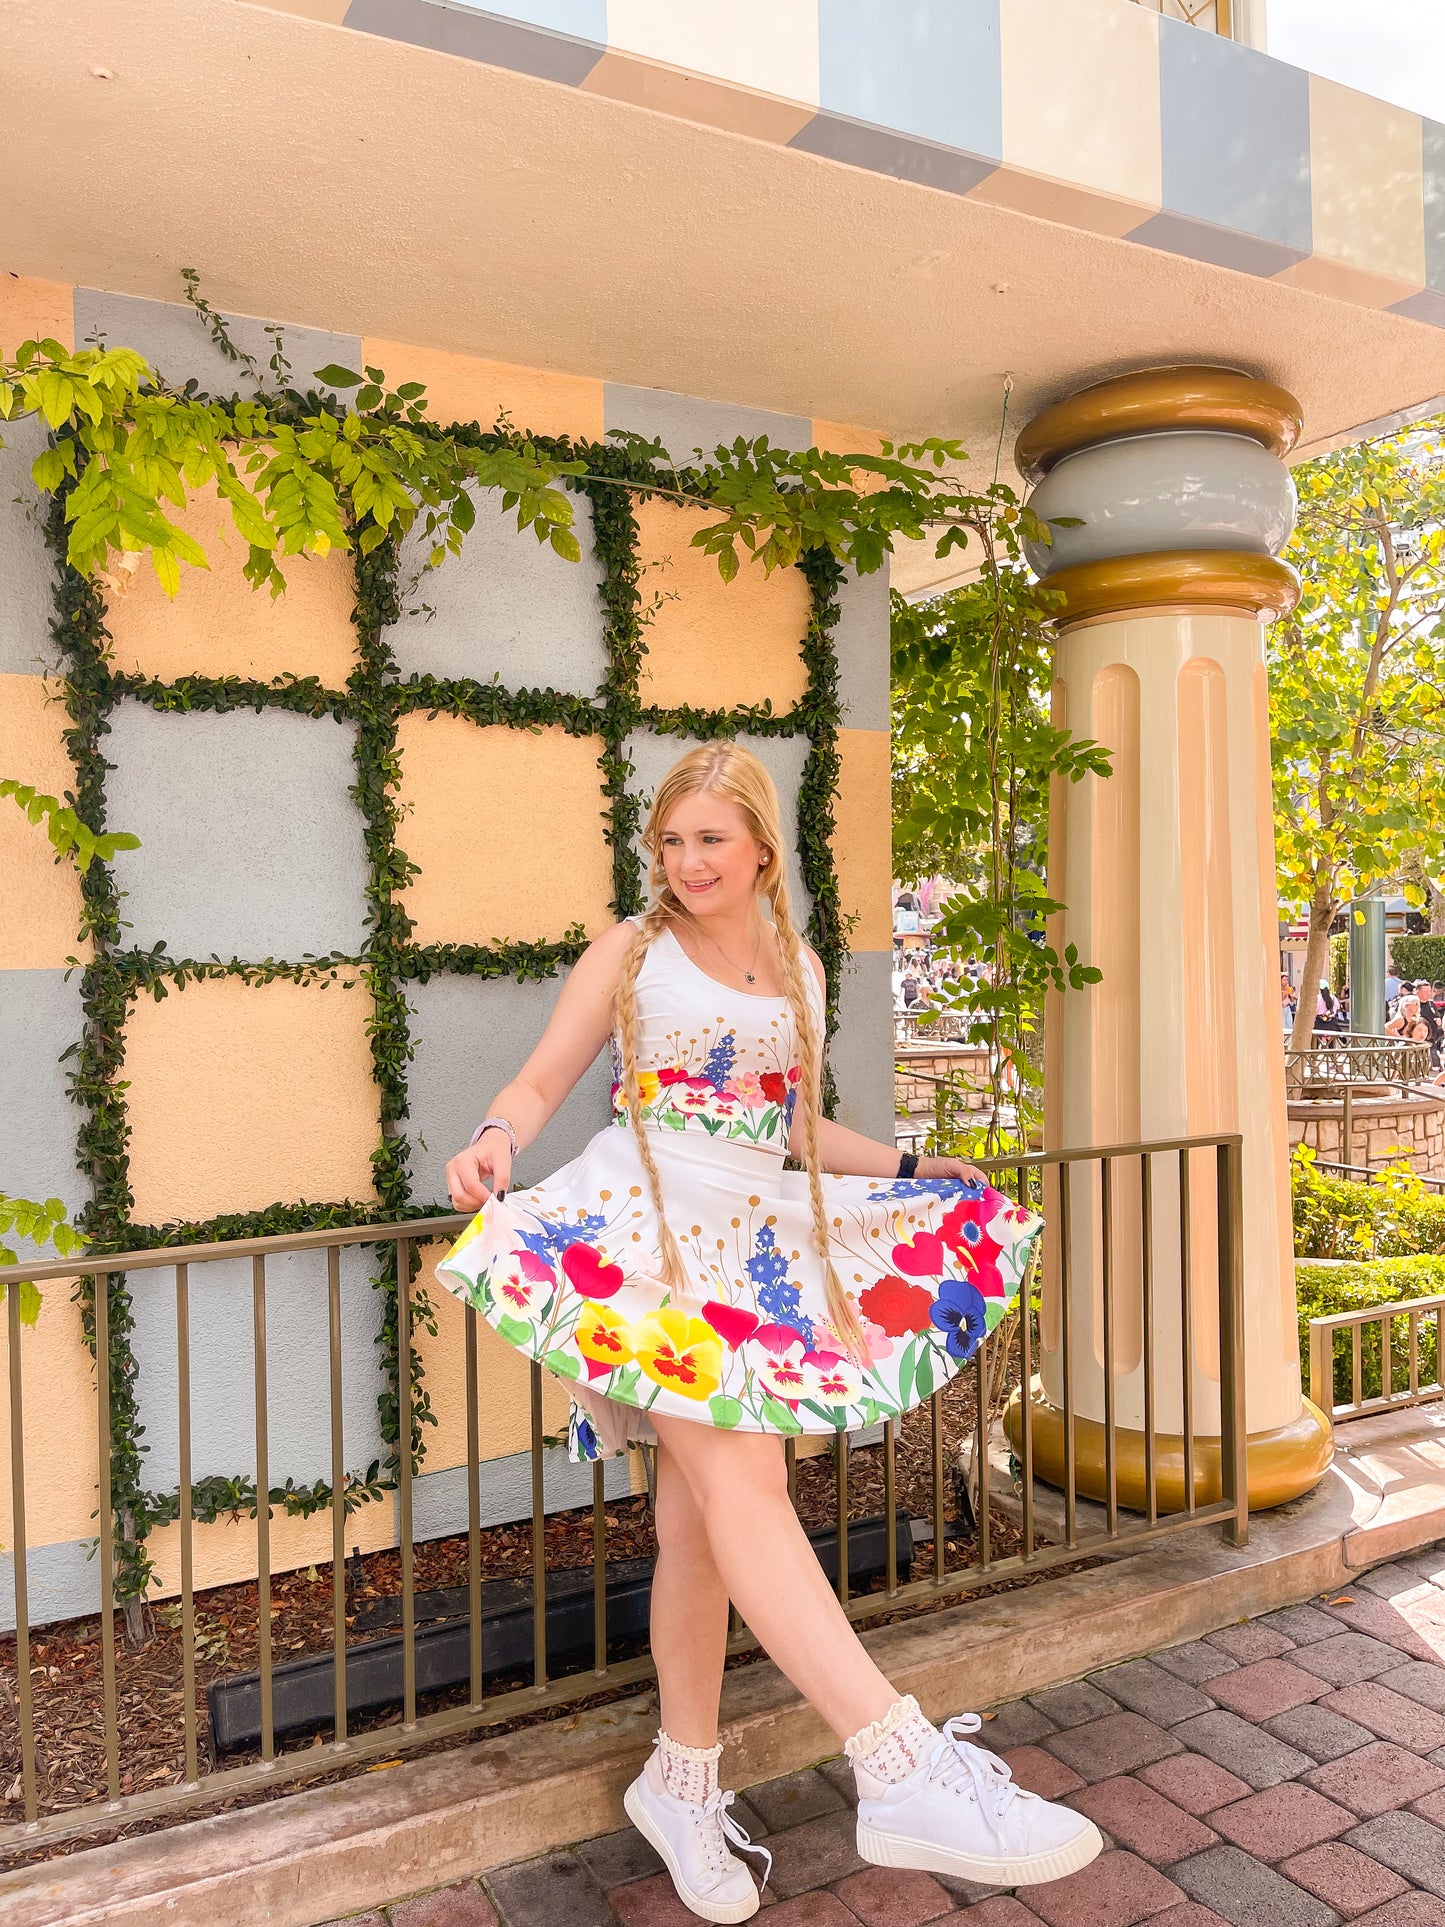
[1005,367,1333,1511]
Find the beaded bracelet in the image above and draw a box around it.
[470,1115,518,1156]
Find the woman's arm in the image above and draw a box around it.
[445,920,634,1208]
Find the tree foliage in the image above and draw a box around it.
[1271,421,1445,1048]
[891,562,1109,1149]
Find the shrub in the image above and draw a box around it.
[1292,1145,1445,1260]
[1296,1256,1445,1407]
[1391,936,1445,986]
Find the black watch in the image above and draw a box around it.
[897,1151,920,1179]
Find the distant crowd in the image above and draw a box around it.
[1283,970,1445,1069]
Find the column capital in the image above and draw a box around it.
[1015,365,1304,484]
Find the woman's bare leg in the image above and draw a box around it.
[650,1415,896,1741]
[650,1437,731,1747]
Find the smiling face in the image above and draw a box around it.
[656,789,770,920]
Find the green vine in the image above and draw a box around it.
[39,403,851,1617]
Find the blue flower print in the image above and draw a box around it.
[745,1222,789,1288]
[573,1411,600,1461]
[930,1277,989,1360]
[702,1030,737,1089]
[516,1213,608,1265]
[748,1224,815,1347]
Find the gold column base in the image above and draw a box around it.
[1002,1377,1334,1514]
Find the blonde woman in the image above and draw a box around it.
[439,744,1099,1923]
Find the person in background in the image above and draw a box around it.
[1387,995,1431,1045]
[1281,973,1296,1035]
[1384,967,1401,1010]
[1338,985,1351,1032]
[1314,982,1339,1033]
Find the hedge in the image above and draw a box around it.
[1296,1256,1445,1407]
[1292,1152,1445,1261]
[1391,936,1445,985]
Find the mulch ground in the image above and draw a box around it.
[0,1367,1098,1868]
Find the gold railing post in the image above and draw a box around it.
[1217,1139,1249,1548]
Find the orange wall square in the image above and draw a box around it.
[123,976,379,1224]
[395,716,614,946]
[361,339,605,443]
[634,497,811,712]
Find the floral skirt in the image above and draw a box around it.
[435,1124,1043,1462]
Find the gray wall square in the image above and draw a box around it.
[0,969,86,1260]
[388,483,607,693]
[127,1245,388,1493]
[105,702,370,962]
[0,413,62,677]
[1156,18,1311,251]
[603,386,811,465]
[72,288,361,401]
[624,729,814,930]
[831,562,891,732]
[1124,210,1307,279]
[832,950,895,1143]
[815,0,1002,157]
[789,116,999,197]
[0,1539,100,1635]
[404,1446,631,1543]
[344,0,606,85]
[404,970,613,1205]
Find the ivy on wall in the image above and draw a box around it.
[44,415,850,1608]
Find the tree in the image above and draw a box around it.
[1272,420,1445,1051]
[891,568,1108,1145]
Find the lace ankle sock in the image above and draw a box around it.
[844,1694,941,1786]
[656,1728,723,1805]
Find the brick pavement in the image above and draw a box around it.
[314,1544,1445,1927]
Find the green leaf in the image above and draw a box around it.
[709,1394,744,1429]
[915,1345,935,1400]
[760,1396,803,1434]
[496,1312,534,1348]
[544,1349,581,1380]
[314,365,363,387]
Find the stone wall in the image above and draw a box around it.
[895,1044,993,1134]
[1288,1092,1445,1178]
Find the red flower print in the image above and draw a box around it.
[892,1231,947,1279]
[703,1303,761,1350]
[859,1274,936,1338]
[514,1249,556,1284]
[760,1071,788,1106]
[752,1321,801,1354]
[939,1201,1003,1270]
[561,1241,625,1300]
[787,1065,801,1083]
[657,1066,691,1085]
[500,1270,535,1312]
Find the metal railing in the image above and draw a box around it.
[0,1135,1247,1853]
[1309,1157,1445,1196]
[1309,1293,1445,1422]
[1284,1034,1433,1097]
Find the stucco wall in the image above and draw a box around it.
[0,277,893,1628]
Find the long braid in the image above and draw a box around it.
[614,901,694,1297]
[766,878,869,1360]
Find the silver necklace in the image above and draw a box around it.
[699,917,765,984]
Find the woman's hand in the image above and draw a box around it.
[915,1154,990,1187]
[445,1128,512,1212]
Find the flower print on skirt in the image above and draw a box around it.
[435,1124,1043,1464]
[434,917,1044,1463]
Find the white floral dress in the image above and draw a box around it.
[436,918,1043,1462]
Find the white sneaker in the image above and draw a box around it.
[623,1754,771,1924]
[855,1713,1103,1887]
